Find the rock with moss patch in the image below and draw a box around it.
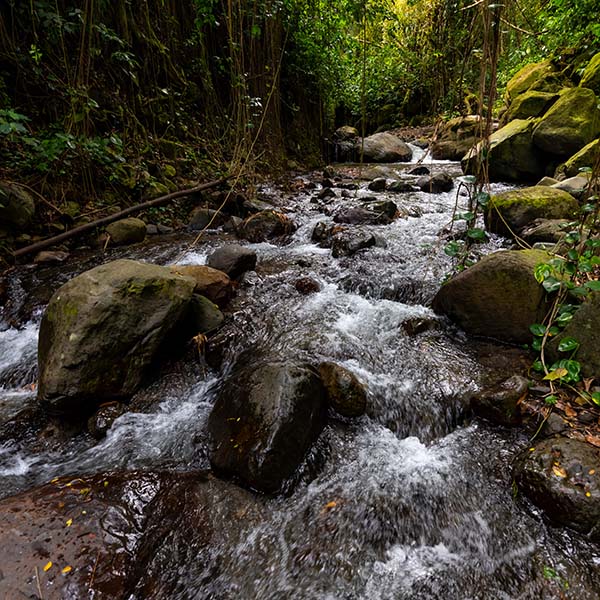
[0,182,35,230]
[580,52,600,95]
[319,362,367,417]
[38,259,196,415]
[462,119,546,182]
[514,437,600,540]
[556,138,600,179]
[208,360,328,493]
[547,292,600,379]
[432,250,550,344]
[431,115,484,161]
[502,90,559,124]
[106,217,147,245]
[532,87,600,158]
[486,186,578,237]
[505,60,557,103]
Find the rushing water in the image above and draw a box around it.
[1,152,600,598]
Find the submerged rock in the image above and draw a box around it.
[514,437,600,540]
[331,228,377,258]
[319,362,367,417]
[208,360,328,493]
[471,375,528,426]
[87,402,126,438]
[106,217,147,245]
[238,210,296,242]
[432,250,550,344]
[206,244,257,279]
[486,186,578,238]
[38,259,195,415]
[416,173,453,194]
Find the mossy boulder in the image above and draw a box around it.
[547,292,600,379]
[38,259,196,415]
[532,87,600,158]
[505,60,556,102]
[580,52,600,95]
[208,360,328,493]
[486,186,578,237]
[556,138,600,179]
[432,250,550,344]
[0,182,35,230]
[431,115,484,161]
[319,362,367,417]
[462,119,546,182]
[502,90,559,124]
[514,437,600,540]
[106,217,147,245]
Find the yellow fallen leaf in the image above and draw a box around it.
[103,481,109,487]
[586,492,592,497]
[324,501,337,509]
[589,469,596,475]
[529,447,535,452]
[61,566,72,574]
[66,518,73,527]
[552,465,567,478]
[43,561,52,572]
[544,368,568,381]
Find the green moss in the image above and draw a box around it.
[506,60,555,102]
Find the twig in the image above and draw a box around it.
[35,566,44,600]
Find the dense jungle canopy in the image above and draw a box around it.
[0,0,599,217]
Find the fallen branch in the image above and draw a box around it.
[12,177,230,261]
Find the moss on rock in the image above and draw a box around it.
[580,52,600,95]
[505,60,556,102]
[502,90,559,124]
[555,138,600,178]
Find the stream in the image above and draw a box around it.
[1,149,600,598]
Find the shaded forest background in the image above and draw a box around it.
[0,0,599,212]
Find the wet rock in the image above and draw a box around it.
[106,217,147,245]
[486,186,578,238]
[38,259,196,416]
[0,182,35,230]
[520,219,570,244]
[471,375,528,426]
[417,173,453,194]
[0,470,265,598]
[223,215,243,232]
[169,265,234,308]
[318,187,337,201]
[321,178,334,188]
[294,277,321,295]
[368,178,387,192]
[34,250,70,264]
[332,126,359,161]
[206,244,257,279]
[360,132,412,163]
[433,250,550,344]
[463,119,546,182]
[547,292,600,379]
[536,176,559,186]
[407,166,430,176]
[87,402,126,438]
[334,200,398,226]
[331,228,377,258]
[146,223,159,235]
[311,221,336,246]
[401,317,438,336]
[318,362,367,417]
[238,210,296,242]
[336,182,358,190]
[541,412,569,437]
[242,197,274,215]
[156,224,173,234]
[208,360,328,493]
[188,207,226,231]
[514,437,600,540]
[388,180,416,193]
[532,88,600,158]
[183,294,224,335]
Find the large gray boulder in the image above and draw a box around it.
[532,87,600,158]
[359,132,412,163]
[486,186,579,238]
[38,259,196,415]
[208,360,328,493]
[514,437,600,540]
[206,244,257,279]
[432,250,550,344]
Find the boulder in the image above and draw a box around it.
[505,60,556,102]
[470,375,528,426]
[106,217,147,245]
[208,360,328,493]
[486,186,578,238]
[333,202,397,226]
[388,180,416,193]
[185,294,224,334]
[238,210,296,242]
[332,126,359,161]
[87,402,126,439]
[580,52,600,95]
[556,138,600,179]
[520,219,570,244]
[359,132,412,163]
[188,207,226,230]
[38,259,196,415]
[368,178,387,192]
[463,119,546,182]
[551,175,591,199]
[317,187,337,201]
[432,250,550,344]
[206,244,257,279]
[318,362,367,417]
[536,176,559,186]
[416,172,453,193]
[331,228,377,258]
[169,265,234,307]
[431,115,484,161]
[547,292,600,379]
[502,90,559,124]
[408,165,430,176]
[532,87,600,158]
[0,182,35,230]
[514,437,600,540]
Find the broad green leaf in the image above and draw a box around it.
[529,324,546,336]
[545,395,558,405]
[592,392,600,407]
[557,337,579,352]
[584,280,600,291]
[458,175,477,185]
[444,241,461,257]
[466,227,487,241]
[542,277,561,293]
